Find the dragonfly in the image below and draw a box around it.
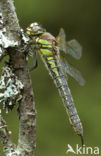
[26,22,85,145]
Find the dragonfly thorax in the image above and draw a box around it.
[26,22,46,36]
[31,32,57,57]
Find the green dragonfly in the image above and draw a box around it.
[26,22,85,144]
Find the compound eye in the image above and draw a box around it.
[34,22,39,26]
[34,26,41,32]
[30,22,38,28]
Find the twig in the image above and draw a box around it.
[0,115,17,156]
[0,0,36,155]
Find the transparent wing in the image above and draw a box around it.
[66,39,82,59]
[56,28,67,52]
[60,58,85,86]
[56,28,82,59]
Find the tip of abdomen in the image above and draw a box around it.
[80,134,84,146]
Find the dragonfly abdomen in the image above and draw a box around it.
[46,56,83,137]
[55,75,83,136]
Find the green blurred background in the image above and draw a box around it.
[0,0,101,155]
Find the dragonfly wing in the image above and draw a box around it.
[66,39,82,59]
[56,28,67,52]
[56,28,82,59]
[60,58,85,86]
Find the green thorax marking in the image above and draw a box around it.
[35,32,56,57]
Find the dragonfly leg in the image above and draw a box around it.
[11,29,30,53]
[11,29,29,39]
[11,51,38,71]
[29,51,38,71]
[15,45,29,53]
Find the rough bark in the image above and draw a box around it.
[0,0,36,155]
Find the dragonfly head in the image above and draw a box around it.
[26,22,46,36]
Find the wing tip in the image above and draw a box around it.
[79,79,86,86]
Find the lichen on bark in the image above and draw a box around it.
[0,0,36,155]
